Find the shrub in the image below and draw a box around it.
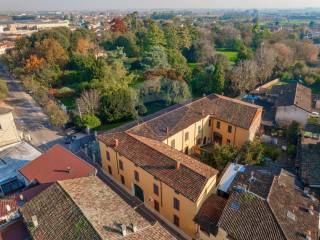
[57,87,75,97]
[79,114,101,129]
[263,144,280,161]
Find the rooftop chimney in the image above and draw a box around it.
[166,127,169,135]
[5,205,11,213]
[121,224,127,236]
[67,166,71,173]
[201,110,205,116]
[131,223,138,233]
[115,139,119,148]
[19,194,24,202]
[31,215,38,228]
[309,205,314,215]
[176,161,181,170]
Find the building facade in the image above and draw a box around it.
[0,108,20,148]
[98,94,262,238]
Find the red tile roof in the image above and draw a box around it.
[19,145,97,184]
[0,197,18,219]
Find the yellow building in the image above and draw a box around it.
[98,94,262,239]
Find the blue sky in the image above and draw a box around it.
[1,0,320,11]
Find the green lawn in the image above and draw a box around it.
[188,63,200,71]
[57,96,76,109]
[216,48,239,63]
[144,100,168,115]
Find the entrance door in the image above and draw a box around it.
[134,184,144,202]
[213,132,223,145]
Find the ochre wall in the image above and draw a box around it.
[99,141,217,238]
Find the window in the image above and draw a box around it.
[196,138,201,145]
[184,146,189,154]
[134,170,139,182]
[119,160,124,170]
[185,132,189,141]
[173,198,180,211]
[227,139,231,144]
[216,121,221,129]
[106,151,110,161]
[203,137,207,145]
[171,139,175,148]
[209,119,212,127]
[121,175,125,185]
[154,200,160,212]
[153,184,159,196]
[228,125,233,133]
[108,166,112,175]
[198,126,201,134]
[173,215,179,227]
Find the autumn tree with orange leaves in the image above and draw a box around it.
[24,54,45,72]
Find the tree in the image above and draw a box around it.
[229,60,258,95]
[207,144,238,170]
[144,22,166,49]
[286,121,300,146]
[272,43,294,73]
[75,38,94,55]
[164,24,180,50]
[114,34,139,58]
[167,49,190,78]
[35,38,69,67]
[45,100,69,127]
[76,89,101,116]
[24,54,45,72]
[160,78,191,105]
[100,87,139,122]
[110,17,127,33]
[141,46,170,71]
[77,114,101,129]
[0,80,8,100]
[239,140,264,165]
[178,27,192,50]
[237,44,254,61]
[255,45,277,85]
[212,62,225,94]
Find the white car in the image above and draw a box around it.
[311,112,319,117]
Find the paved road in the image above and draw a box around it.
[0,63,65,150]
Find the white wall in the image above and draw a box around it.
[275,105,309,127]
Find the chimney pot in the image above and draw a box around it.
[115,139,119,147]
[5,205,11,213]
[132,223,138,233]
[176,161,181,170]
[31,215,38,228]
[19,194,24,201]
[166,127,169,134]
[121,224,127,236]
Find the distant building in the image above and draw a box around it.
[0,108,20,148]
[98,94,262,238]
[19,144,97,185]
[267,83,313,127]
[19,176,178,240]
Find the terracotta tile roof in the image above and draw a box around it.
[269,83,312,112]
[19,144,97,184]
[218,191,286,240]
[218,169,319,240]
[128,94,261,141]
[98,132,217,202]
[0,196,19,219]
[299,140,320,186]
[194,194,227,235]
[20,176,178,240]
[268,170,319,240]
[229,166,281,199]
